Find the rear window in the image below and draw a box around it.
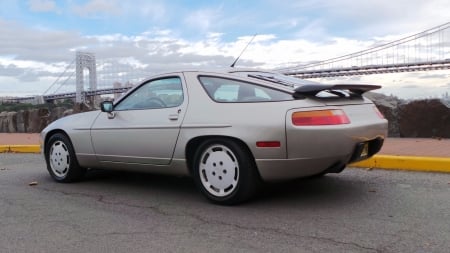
[198,76,292,103]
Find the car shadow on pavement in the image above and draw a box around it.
[77,169,374,206]
[81,168,200,198]
[253,173,374,206]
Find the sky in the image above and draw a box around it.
[0,0,449,99]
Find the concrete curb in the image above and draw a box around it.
[0,145,41,153]
[1,146,449,173]
[350,155,450,173]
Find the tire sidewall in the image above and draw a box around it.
[45,133,83,182]
[192,138,257,205]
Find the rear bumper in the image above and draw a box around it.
[256,136,385,182]
[256,155,349,181]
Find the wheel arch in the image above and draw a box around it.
[44,129,73,155]
[184,135,261,179]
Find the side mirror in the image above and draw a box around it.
[100,101,114,113]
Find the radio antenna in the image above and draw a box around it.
[230,34,257,68]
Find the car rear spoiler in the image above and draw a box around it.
[293,84,381,98]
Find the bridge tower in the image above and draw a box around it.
[75,51,97,103]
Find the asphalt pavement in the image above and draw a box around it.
[1,153,449,253]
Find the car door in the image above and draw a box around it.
[90,75,187,165]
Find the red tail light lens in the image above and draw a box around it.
[292,109,350,126]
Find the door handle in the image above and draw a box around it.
[168,114,179,120]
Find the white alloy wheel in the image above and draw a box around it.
[45,133,86,182]
[49,140,71,178]
[199,144,239,197]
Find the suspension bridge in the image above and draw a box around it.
[279,22,450,78]
[6,22,450,104]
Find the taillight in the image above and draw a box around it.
[292,109,350,126]
[373,106,385,119]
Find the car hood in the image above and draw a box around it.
[43,110,102,132]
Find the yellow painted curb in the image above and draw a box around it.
[0,146,9,153]
[351,155,450,173]
[0,145,41,153]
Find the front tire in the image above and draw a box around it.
[192,138,259,205]
[45,133,86,183]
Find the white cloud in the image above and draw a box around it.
[28,0,58,13]
[134,1,166,22]
[1,1,450,99]
[1,17,448,99]
[72,0,121,17]
[0,19,93,62]
[183,7,222,33]
[269,0,450,39]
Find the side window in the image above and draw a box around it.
[115,77,183,111]
[199,76,292,102]
[255,88,271,100]
[213,84,239,102]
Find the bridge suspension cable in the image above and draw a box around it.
[53,71,75,94]
[42,59,75,95]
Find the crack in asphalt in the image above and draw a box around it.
[49,219,152,237]
[0,198,16,223]
[34,186,381,251]
[377,224,425,253]
[178,211,382,252]
[36,186,169,216]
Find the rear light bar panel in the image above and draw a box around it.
[292,109,350,126]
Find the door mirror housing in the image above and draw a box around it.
[100,101,114,113]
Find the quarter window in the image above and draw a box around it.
[115,77,183,110]
[199,76,292,102]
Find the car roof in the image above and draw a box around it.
[141,67,319,93]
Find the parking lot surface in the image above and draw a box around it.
[1,154,449,252]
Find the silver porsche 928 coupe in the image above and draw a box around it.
[41,69,388,204]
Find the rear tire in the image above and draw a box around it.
[45,133,86,183]
[192,138,259,205]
